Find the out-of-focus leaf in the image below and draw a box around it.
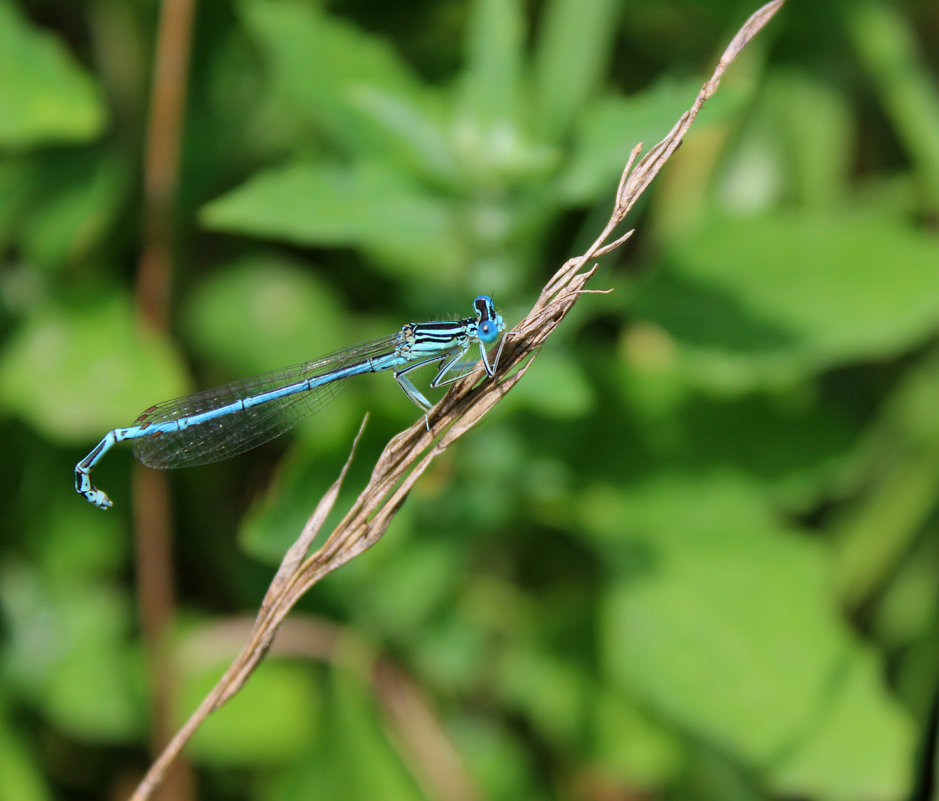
[451,0,559,188]
[258,753,341,801]
[714,71,854,216]
[0,0,105,149]
[327,667,422,800]
[771,649,914,800]
[506,350,594,418]
[450,714,534,801]
[894,623,939,729]
[30,495,127,581]
[592,687,682,788]
[0,565,142,741]
[352,539,461,636]
[0,698,52,801]
[714,113,787,215]
[497,644,587,746]
[240,0,424,113]
[409,615,490,694]
[458,0,524,127]
[681,746,764,801]
[181,255,346,375]
[738,72,852,210]
[0,149,126,263]
[22,151,128,269]
[454,430,529,527]
[346,86,457,185]
[238,425,367,564]
[239,0,446,174]
[242,0,457,185]
[828,350,939,608]
[872,536,939,648]
[614,355,859,508]
[0,158,38,251]
[451,116,559,192]
[633,211,939,391]
[0,294,189,441]
[200,161,462,279]
[558,78,700,204]
[532,0,621,141]
[42,589,141,741]
[641,45,775,242]
[178,651,318,765]
[847,1,939,206]
[594,475,914,800]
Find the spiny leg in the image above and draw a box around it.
[394,356,442,429]
[488,332,509,375]
[429,346,475,388]
[394,350,468,430]
[433,359,484,384]
[432,336,507,388]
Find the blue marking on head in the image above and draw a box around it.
[473,295,502,343]
[478,318,499,343]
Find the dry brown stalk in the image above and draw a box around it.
[130,2,786,798]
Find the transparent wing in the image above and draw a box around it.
[132,332,405,470]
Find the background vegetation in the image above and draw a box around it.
[1,0,937,799]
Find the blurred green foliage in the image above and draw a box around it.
[1,0,938,799]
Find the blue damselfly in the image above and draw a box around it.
[76,295,506,509]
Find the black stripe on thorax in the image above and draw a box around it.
[410,320,473,342]
[411,319,472,334]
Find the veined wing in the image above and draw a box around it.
[132,331,406,469]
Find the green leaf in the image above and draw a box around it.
[506,350,594,419]
[240,0,424,111]
[449,714,535,801]
[532,0,622,141]
[345,86,457,185]
[497,644,588,746]
[0,158,39,250]
[0,0,105,149]
[710,71,854,216]
[0,696,54,801]
[633,211,939,391]
[21,150,128,269]
[448,0,561,188]
[458,0,525,127]
[200,161,462,280]
[591,688,682,788]
[356,539,463,635]
[614,357,858,508]
[0,148,126,264]
[238,431,364,564]
[558,78,700,204]
[42,589,141,742]
[594,475,914,800]
[0,566,142,742]
[847,1,939,206]
[736,72,853,210]
[30,495,127,582]
[181,255,346,376]
[0,295,189,441]
[239,0,443,168]
[326,668,422,800]
[770,650,914,800]
[179,652,319,766]
[241,0,460,183]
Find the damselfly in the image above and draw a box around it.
[76,295,506,509]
